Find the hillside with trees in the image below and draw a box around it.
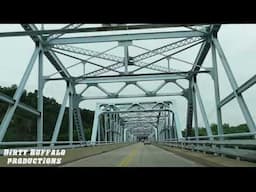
[0,85,94,142]
[182,123,251,139]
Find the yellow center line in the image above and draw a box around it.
[118,145,140,167]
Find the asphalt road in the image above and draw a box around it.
[62,142,203,167]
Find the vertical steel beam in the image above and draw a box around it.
[173,117,177,140]
[167,112,170,140]
[110,114,113,142]
[171,101,183,139]
[68,83,74,145]
[153,127,158,141]
[122,124,124,142]
[37,48,44,146]
[120,124,123,142]
[168,111,173,139]
[112,114,115,142]
[161,125,164,141]
[192,77,199,140]
[124,45,129,74]
[211,40,223,137]
[193,83,213,139]
[186,82,193,137]
[50,86,69,146]
[104,114,108,142]
[97,116,100,142]
[98,115,102,142]
[101,115,105,142]
[114,113,117,142]
[167,58,171,72]
[83,63,86,76]
[102,115,105,142]
[0,48,39,142]
[91,104,101,144]
[213,38,256,132]
[156,110,162,141]
[117,115,120,143]
[124,128,128,142]
[115,115,118,143]
[171,114,175,139]
[164,111,168,140]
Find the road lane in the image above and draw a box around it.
[62,142,203,167]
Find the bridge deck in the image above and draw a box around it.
[62,143,256,167]
[62,143,201,167]
[1,143,255,167]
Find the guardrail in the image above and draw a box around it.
[0,141,130,155]
[0,141,128,151]
[0,140,128,146]
[158,137,256,163]
[184,131,256,140]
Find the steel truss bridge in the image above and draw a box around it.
[0,24,256,163]
[92,101,182,143]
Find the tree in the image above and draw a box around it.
[211,123,218,135]
[0,85,95,142]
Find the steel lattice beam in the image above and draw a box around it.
[0,92,40,116]
[133,37,202,62]
[81,92,183,100]
[0,24,203,38]
[48,31,206,45]
[47,24,84,41]
[76,72,188,84]
[51,37,203,77]
[52,44,172,73]
[191,24,221,72]
[52,44,123,62]
[59,36,204,77]
[219,74,256,107]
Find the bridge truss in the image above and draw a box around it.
[91,101,182,143]
[0,24,255,148]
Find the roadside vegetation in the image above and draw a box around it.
[0,85,94,141]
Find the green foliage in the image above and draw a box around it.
[182,123,250,138]
[0,85,94,141]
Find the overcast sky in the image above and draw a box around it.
[0,24,255,130]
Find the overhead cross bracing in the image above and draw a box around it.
[0,24,255,150]
[91,101,182,143]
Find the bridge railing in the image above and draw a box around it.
[0,141,130,156]
[0,140,123,150]
[184,131,256,140]
[158,134,256,163]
